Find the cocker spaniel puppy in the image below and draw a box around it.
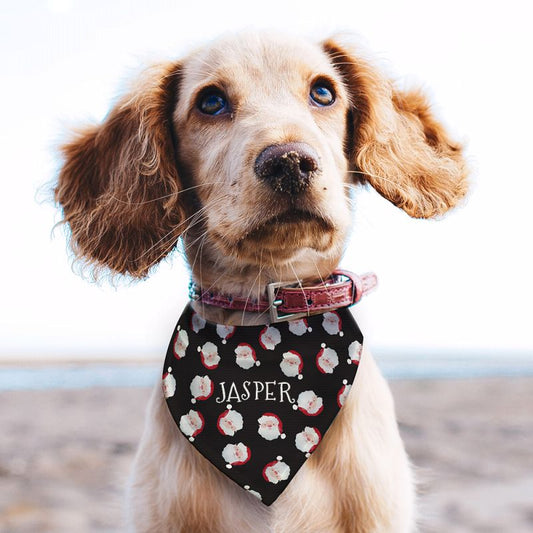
[55,32,467,533]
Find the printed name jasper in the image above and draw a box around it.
[215,380,295,404]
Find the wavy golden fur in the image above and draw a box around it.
[55,32,468,532]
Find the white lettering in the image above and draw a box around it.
[215,380,294,403]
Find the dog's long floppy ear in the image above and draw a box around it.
[55,62,185,278]
[322,40,468,218]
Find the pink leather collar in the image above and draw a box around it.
[189,270,377,323]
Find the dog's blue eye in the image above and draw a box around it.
[198,91,227,115]
[310,83,335,106]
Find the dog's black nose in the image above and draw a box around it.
[254,142,320,195]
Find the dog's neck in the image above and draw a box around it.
[184,236,342,326]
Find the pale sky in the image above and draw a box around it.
[1,0,532,361]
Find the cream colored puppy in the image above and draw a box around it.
[55,32,467,532]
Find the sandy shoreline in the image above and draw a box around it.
[0,377,531,532]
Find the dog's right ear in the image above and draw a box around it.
[55,61,185,279]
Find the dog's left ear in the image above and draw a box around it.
[323,39,468,218]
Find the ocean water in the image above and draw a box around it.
[1,355,533,391]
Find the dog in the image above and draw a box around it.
[55,32,468,533]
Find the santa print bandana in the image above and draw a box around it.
[162,303,363,506]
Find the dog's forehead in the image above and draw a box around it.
[180,33,339,95]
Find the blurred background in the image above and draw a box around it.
[0,0,532,531]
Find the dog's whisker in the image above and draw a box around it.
[109,181,219,206]
[241,254,264,326]
[288,260,310,316]
[133,203,211,264]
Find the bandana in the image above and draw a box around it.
[162,303,363,506]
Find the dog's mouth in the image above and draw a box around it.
[223,209,337,262]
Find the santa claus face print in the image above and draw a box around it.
[190,311,206,333]
[173,327,189,359]
[189,375,214,403]
[262,458,290,484]
[179,409,204,441]
[162,367,176,398]
[234,343,259,369]
[294,426,321,456]
[198,341,220,369]
[287,318,311,336]
[337,380,351,407]
[347,340,363,365]
[259,326,281,350]
[222,442,251,468]
[217,407,244,436]
[279,350,303,379]
[295,390,324,416]
[316,344,339,374]
[216,324,236,344]
[257,413,286,440]
[322,311,343,336]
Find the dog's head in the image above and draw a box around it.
[55,33,467,282]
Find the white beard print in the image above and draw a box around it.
[222,443,251,466]
[279,350,303,378]
[296,390,323,416]
[199,341,220,369]
[189,375,213,401]
[190,312,206,333]
[179,409,204,439]
[295,426,321,454]
[217,409,244,436]
[234,343,257,369]
[262,460,290,484]
[174,328,189,359]
[316,346,339,374]
[322,311,342,336]
[259,326,281,350]
[257,414,284,441]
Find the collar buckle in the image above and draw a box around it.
[266,280,310,323]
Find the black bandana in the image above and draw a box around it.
[162,303,363,506]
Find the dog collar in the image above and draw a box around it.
[162,303,364,505]
[189,269,377,323]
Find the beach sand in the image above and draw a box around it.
[0,377,531,532]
